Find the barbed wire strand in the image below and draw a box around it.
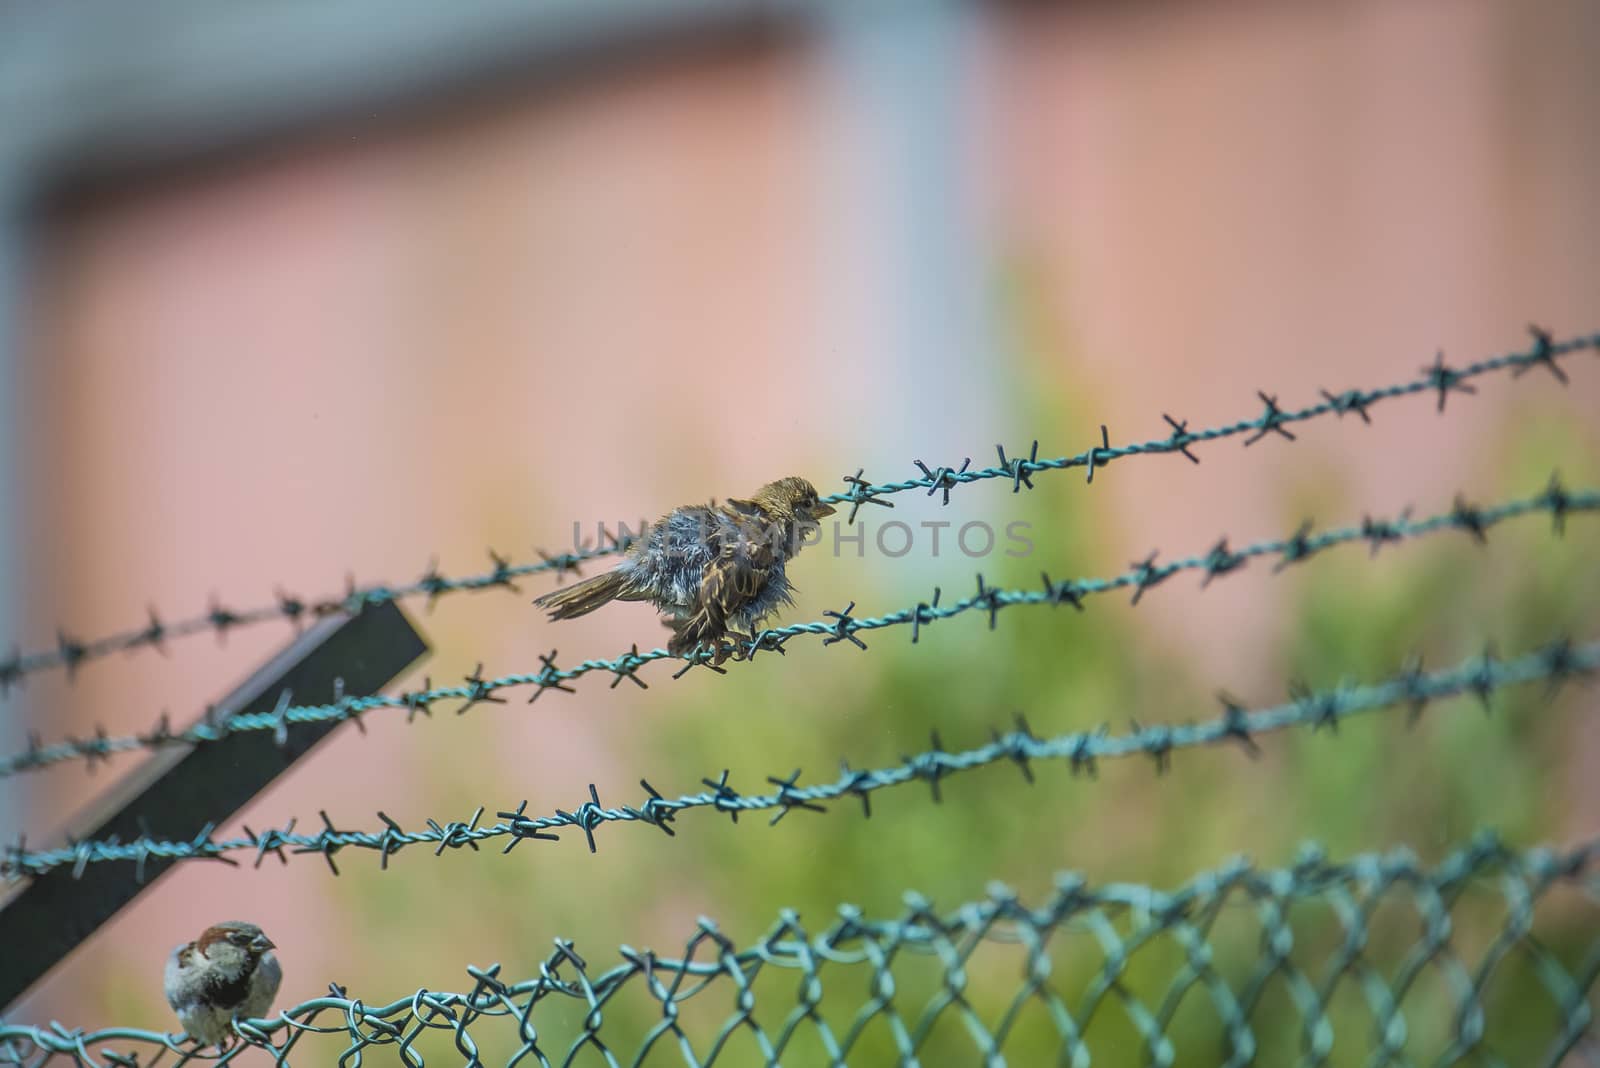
[2,326,1592,692]
[5,632,1592,882]
[4,479,1592,781]
[1,832,1593,1067]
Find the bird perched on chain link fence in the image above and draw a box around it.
[164,921,282,1048]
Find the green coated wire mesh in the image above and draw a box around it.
[3,833,1595,1067]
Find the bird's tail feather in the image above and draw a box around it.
[533,570,630,620]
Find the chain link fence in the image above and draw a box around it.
[3,833,1596,1067]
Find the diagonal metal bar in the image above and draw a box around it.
[0,600,428,1010]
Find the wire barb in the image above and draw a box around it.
[840,467,894,525]
[1543,473,1571,535]
[913,457,972,506]
[1201,539,1245,587]
[766,769,826,826]
[971,575,1003,630]
[822,602,868,650]
[1320,388,1373,424]
[1085,425,1112,483]
[1360,510,1411,557]
[1040,572,1086,611]
[1216,692,1260,758]
[1128,552,1169,605]
[995,440,1041,490]
[1424,350,1476,411]
[1243,392,1296,446]
[702,769,742,824]
[456,663,508,716]
[1451,495,1488,544]
[527,650,576,704]
[910,587,942,643]
[1515,324,1568,385]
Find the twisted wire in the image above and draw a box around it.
[2,327,1592,692]
[4,479,1592,780]
[1,834,1593,1067]
[0,537,637,694]
[5,632,1592,881]
[830,327,1595,521]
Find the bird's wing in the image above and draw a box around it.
[700,541,772,622]
[668,531,774,653]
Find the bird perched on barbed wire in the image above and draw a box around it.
[164,921,282,1047]
[533,476,835,664]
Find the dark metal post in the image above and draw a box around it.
[0,599,429,1009]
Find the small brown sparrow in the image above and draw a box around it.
[164,921,282,1047]
[534,476,835,662]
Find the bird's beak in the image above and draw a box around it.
[251,935,276,953]
[812,502,836,519]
